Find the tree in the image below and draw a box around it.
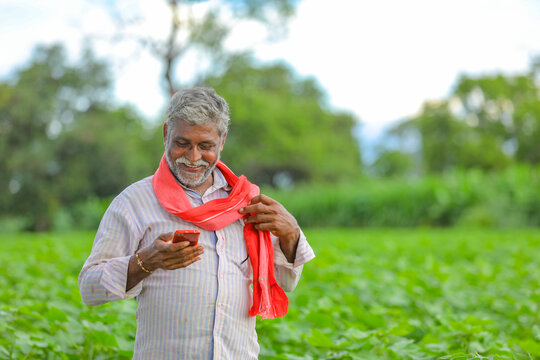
[0,44,160,230]
[380,60,540,174]
[370,149,416,178]
[410,100,509,173]
[453,72,540,164]
[102,0,298,95]
[202,55,362,185]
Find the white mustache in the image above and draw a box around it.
[175,156,210,168]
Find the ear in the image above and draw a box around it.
[162,123,168,146]
[219,132,227,152]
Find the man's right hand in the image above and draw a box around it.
[126,232,204,291]
[138,232,204,272]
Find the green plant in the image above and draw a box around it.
[1,229,539,359]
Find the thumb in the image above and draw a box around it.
[159,232,173,242]
[154,233,173,250]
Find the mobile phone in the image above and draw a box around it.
[173,230,200,246]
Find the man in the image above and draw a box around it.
[79,87,315,359]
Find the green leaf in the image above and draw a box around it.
[306,329,336,348]
[45,306,69,322]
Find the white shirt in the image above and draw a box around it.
[78,169,315,359]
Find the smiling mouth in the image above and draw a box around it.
[181,164,205,172]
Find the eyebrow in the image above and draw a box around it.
[173,136,216,145]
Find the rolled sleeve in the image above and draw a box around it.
[273,229,315,292]
[79,256,143,306]
[79,195,144,306]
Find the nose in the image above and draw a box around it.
[186,146,201,163]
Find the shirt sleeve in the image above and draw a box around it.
[272,229,315,292]
[78,195,144,306]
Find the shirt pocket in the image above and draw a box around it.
[138,225,155,250]
[232,239,251,279]
[219,220,252,279]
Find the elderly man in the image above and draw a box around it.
[79,87,315,359]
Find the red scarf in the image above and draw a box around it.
[151,155,288,319]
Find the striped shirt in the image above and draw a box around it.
[78,169,315,359]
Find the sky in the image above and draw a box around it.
[1,0,540,160]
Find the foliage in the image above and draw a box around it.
[257,228,540,359]
[0,43,362,230]
[6,162,538,233]
[0,44,165,230]
[1,229,539,359]
[0,232,137,359]
[204,55,362,185]
[263,164,540,228]
[1,44,102,230]
[370,149,416,178]
[102,0,299,94]
[380,62,540,174]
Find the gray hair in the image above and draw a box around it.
[166,87,230,137]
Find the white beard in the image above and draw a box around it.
[165,151,220,188]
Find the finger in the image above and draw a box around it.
[251,194,276,205]
[170,240,193,251]
[169,256,201,270]
[244,213,273,224]
[174,241,204,256]
[253,222,277,233]
[248,194,262,205]
[168,245,204,259]
[240,203,272,215]
[163,250,204,268]
[239,195,269,214]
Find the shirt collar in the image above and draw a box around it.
[209,167,231,192]
[179,167,231,199]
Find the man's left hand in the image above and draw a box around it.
[239,194,300,263]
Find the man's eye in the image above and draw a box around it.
[200,144,214,150]
[176,142,189,147]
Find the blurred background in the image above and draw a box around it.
[1,0,540,232]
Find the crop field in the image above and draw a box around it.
[1,228,539,359]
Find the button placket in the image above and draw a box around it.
[213,228,226,359]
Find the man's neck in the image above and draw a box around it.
[187,172,214,197]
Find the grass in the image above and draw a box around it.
[0,228,539,359]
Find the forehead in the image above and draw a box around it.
[171,120,220,141]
